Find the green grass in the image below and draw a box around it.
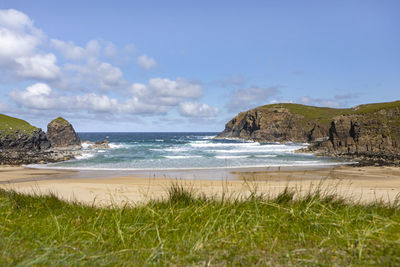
[0,114,38,137]
[50,117,70,126]
[1,186,400,265]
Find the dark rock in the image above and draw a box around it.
[216,107,329,142]
[0,129,50,151]
[47,117,81,149]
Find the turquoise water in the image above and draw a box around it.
[32,132,343,170]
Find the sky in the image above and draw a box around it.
[0,0,398,132]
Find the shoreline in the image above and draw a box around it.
[22,161,355,181]
[1,164,400,206]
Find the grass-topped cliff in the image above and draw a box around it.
[217,100,400,163]
[258,100,400,128]
[0,114,38,138]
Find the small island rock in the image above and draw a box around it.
[47,117,81,149]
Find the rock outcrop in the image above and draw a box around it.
[217,107,330,142]
[82,140,110,149]
[47,117,81,149]
[0,114,81,165]
[217,101,400,165]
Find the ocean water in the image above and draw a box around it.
[29,132,346,171]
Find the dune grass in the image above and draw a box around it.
[0,185,400,266]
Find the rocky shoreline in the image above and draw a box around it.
[0,149,81,165]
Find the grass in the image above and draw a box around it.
[50,117,70,126]
[1,186,400,265]
[0,114,38,137]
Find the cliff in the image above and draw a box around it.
[217,101,400,165]
[0,114,80,165]
[0,114,50,151]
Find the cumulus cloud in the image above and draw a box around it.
[10,79,206,116]
[10,83,120,112]
[15,53,60,80]
[129,77,203,107]
[0,9,60,81]
[64,58,126,91]
[227,86,280,112]
[179,102,219,117]
[51,39,102,61]
[137,54,157,70]
[9,83,56,109]
[2,9,215,122]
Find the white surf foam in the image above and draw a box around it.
[215,155,249,159]
[164,155,203,159]
[75,152,96,160]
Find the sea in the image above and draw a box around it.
[29,132,346,171]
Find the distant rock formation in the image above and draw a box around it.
[216,107,329,142]
[0,114,81,165]
[82,140,110,149]
[47,117,81,149]
[217,101,400,165]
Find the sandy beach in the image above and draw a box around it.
[1,165,400,206]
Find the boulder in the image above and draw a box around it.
[47,117,81,149]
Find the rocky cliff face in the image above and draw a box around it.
[217,101,400,164]
[0,129,50,151]
[47,117,81,149]
[308,109,400,165]
[217,106,331,142]
[0,114,81,165]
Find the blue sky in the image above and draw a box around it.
[0,0,398,132]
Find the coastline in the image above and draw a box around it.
[1,164,400,206]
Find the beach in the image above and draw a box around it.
[1,165,400,206]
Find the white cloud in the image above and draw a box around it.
[15,53,60,80]
[129,77,203,107]
[179,102,219,117]
[10,80,206,116]
[64,58,126,91]
[51,39,86,61]
[0,9,60,81]
[10,83,120,112]
[10,83,55,109]
[137,54,157,70]
[2,9,213,121]
[0,9,33,31]
[227,86,280,112]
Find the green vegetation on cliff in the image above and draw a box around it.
[0,186,399,265]
[260,100,400,127]
[50,117,70,126]
[0,114,38,137]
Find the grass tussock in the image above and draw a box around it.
[1,185,400,266]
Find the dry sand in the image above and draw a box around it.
[1,165,400,206]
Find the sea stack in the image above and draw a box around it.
[47,117,81,149]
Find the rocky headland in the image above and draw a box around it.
[0,114,81,165]
[217,101,400,166]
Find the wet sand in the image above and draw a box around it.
[1,165,400,206]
